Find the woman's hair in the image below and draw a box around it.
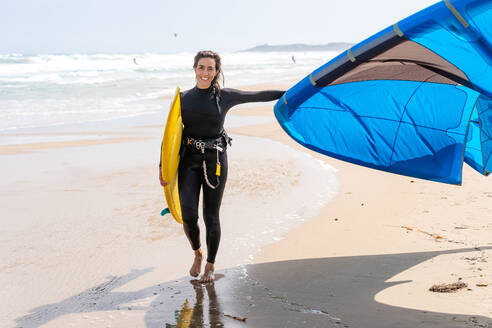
[193,50,224,96]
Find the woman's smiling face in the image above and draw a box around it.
[194,57,217,89]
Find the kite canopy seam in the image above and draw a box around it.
[444,0,470,28]
[393,23,404,37]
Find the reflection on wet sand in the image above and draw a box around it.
[173,299,193,328]
[167,281,224,328]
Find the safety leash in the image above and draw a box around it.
[194,140,222,189]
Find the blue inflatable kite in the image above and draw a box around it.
[275,0,492,184]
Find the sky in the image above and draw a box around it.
[1,0,439,54]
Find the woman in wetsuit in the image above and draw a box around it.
[159,50,283,283]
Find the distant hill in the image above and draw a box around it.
[239,43,353,52]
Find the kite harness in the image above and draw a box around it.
[183,131,232,189]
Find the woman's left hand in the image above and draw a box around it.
[159,168,168,187]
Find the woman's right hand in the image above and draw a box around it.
[159,168,168,187]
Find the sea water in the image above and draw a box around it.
[0,51,338,131]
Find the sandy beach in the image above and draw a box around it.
[1,84,491,328]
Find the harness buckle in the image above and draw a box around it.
[196,141,205,153]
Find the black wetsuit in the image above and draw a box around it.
[177,86,283,264]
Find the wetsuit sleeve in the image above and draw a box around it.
[222,89,284,109]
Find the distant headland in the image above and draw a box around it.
[239,43,353,52]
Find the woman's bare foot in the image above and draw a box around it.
[199,262,215,283]
[189,249,203,277]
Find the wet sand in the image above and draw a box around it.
[13,250,491,327]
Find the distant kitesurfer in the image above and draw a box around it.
[133,57,138,65]
[174,32,178,38]
[159,50,284,283]
[291,55,296,64]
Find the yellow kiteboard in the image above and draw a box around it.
[160,87,183,224]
